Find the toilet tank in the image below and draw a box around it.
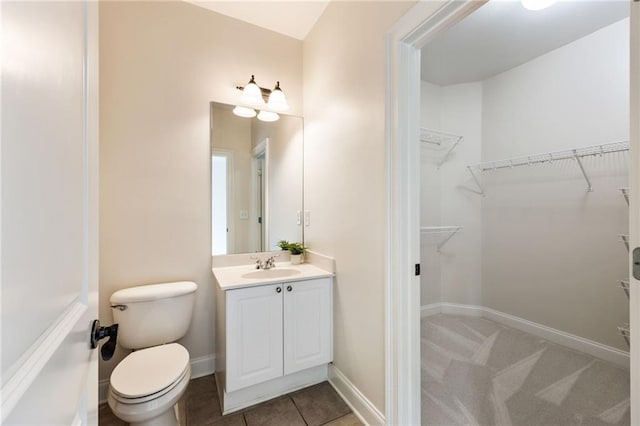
[110,281,198,350]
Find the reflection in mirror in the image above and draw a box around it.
[211,102,303,255]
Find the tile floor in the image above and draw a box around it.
[99,375,361,426]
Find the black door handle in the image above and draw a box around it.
[90,319,119,361]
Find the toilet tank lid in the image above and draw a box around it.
[110,281,197,304]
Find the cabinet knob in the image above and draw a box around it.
[287,285,292,292]
[276,287,282,293]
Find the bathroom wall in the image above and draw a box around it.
[481,19,629,349]
[302,0,417,415]
[99,1,302,383]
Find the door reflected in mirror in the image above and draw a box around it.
[211,102,303,255]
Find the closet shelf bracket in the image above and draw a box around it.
[572,149,593,192]
[420,226,463,252]
[620,188,630,206]
[618,280,630,299]
[466,166,486,197]
[619,234,630,252]
[420,128,464,168]
[618,323,630,347]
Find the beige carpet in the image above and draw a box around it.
[421,314,629,426]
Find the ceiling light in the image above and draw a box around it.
[267,82,289,112]
[240,75,264,106]
[521,0,557,11]
[257,110,279,122]
[232,106,257,118]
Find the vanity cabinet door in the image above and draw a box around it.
[283,277,333,375]
[226,283,284,392]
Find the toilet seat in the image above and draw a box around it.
[110,343,190,404]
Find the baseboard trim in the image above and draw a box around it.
[421,303,629,369]
[190,354,216,379]
[328,364,385,426]
[420,303,442,317]
[99,353,217,404]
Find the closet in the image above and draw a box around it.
[419,3,631,425]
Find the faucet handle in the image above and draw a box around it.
[250,256,264,269]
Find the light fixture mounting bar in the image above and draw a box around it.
[236,85,273,102]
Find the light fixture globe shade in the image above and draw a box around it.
[267,82,289,112]
[240,75,264,106]
[257,110,279,122]
[521,0,557,11]
[233,106,257,118]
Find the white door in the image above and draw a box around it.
[283,278,332,375]
[1,1,99,424]
[226,284,284,392]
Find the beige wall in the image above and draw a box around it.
[302,0,415,413]
[99,1,302,382]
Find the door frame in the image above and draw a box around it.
[629,2,639,423]
[252,138,270,252]
[386,1,639,425]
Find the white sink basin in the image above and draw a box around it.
[241,269,302,280]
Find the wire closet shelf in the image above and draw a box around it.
[421,128,463,168]
[420,226,463,252]
[467,140,629,195]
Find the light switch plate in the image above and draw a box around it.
[304,210,310,227]
[297,210,301,226]
[239,210,249,220]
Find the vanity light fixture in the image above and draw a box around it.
[521,0,557,11]
[257,110,280,122]
[232,106,257,118]
[233,75,290,122]
[267,82,289,112]
[239,75,264,106]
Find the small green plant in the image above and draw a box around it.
[287,242,306,255]
[275,240,306,255]
[276,240,290,250]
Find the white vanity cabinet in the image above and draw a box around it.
[226,283,284,392]
[214,272,333,413]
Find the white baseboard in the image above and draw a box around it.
[420,303,442,317]
[190,354,216,379]
[421,302,629,369]
[328,364,385,426]
[99,353,216,404]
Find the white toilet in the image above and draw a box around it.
[107,281,198,426]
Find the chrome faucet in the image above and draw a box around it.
[250,254,279,270]
[264,256,278,269]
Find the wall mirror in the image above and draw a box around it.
[211,102,303,255]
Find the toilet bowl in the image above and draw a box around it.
[106,281,198,426]
[108,344,191,426]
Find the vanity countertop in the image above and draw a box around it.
[213,262,334,291]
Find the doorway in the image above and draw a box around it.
[386,2,640,425]
[212,150,233,255]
